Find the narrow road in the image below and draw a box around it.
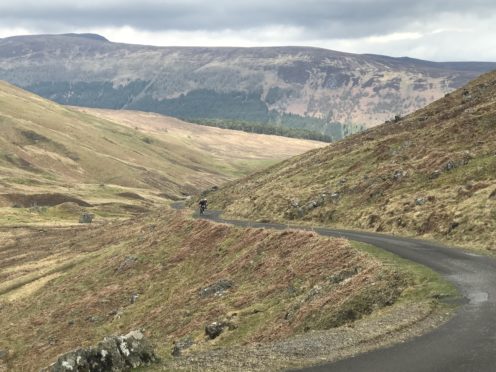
[189,207,496,372]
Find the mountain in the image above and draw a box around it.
[0,81,322,222]
[206,71,496,251]
[1,34,495,139]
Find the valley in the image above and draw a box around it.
[0,30,495,372]
[0,81,322,226]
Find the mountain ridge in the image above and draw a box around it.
[1,33,495,139]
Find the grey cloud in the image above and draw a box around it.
[1,0,496,38]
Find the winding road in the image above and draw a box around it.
[191,208,496,372]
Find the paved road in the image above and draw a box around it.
[181,205,496,371]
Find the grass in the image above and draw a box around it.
[0,81,324,225]
[0,210,457,371]
[207,70,496,252]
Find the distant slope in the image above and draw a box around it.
[0,81,323,211]
[207,71,496,251]
[1,34,495,139]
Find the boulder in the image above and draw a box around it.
[79,213,94,224]
[44,330,156,372]
[415,198,426,206]
[205,322,225,340]
[171,337,194,357]
[199,279,233,298]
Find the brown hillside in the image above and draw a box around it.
[207,70,496,251]
[0,210,420,371]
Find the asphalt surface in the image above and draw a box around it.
[181,205,496,372]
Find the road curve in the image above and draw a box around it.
[188,207,496,372]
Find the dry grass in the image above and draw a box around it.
[0,209,431,371]
[207,70,496,252]
[0,81,324,225]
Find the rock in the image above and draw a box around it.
[429,170,441,179]
[116,256,138,273]
[199,279,233,298]
[338,178,348,185]
[290,198,300,208]
[415,198,426,206]
[330,192,340,202]
[67,320,75,326]
[205,322,225,340]
[44,330,156,371]
[79,213,94,224]
[130,294,139,304]
[392,170,407,181]
[489,189,496,200]
[171,337,194,357]
[444,160,456,171]
[0,350,7,360]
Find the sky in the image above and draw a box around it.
[1,0,496,61]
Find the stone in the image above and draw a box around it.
[444,160,456,171]
[130,294,139,304]
[171,337,194,357]
[44,330,156,372]
[199,279,233,298]
[430,170,441,179]
[392,170,407,181]
[79,213,94,224]
[205,322,225,340]
[116,256,138,273]
[415,198,426,206]
[0,349,7,360]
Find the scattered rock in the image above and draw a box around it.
[67,320,75,326]
[116,256,138,273]
[199,279,234,298]
[86,316,100,323]
[205,322,226,340]
[172,337,194,357]
[43,330,156,371]
[130,294,139,304]
[415,198,426,206]
[429,170,441,179]
[79,213,94,224]
[444,160,456,171]
[392,170,407,181]
[0,350,7,360]
[329,267,361,284]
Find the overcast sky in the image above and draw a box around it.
[1,0,496,61]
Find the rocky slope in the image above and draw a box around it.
[1,33,495,138]
[207,71,496,251]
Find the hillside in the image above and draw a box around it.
[0,81,323,223]
[0,209,454,371]
[206,71,496,251]
[1,34,496,138]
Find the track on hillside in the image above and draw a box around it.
[175,204,496,372]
